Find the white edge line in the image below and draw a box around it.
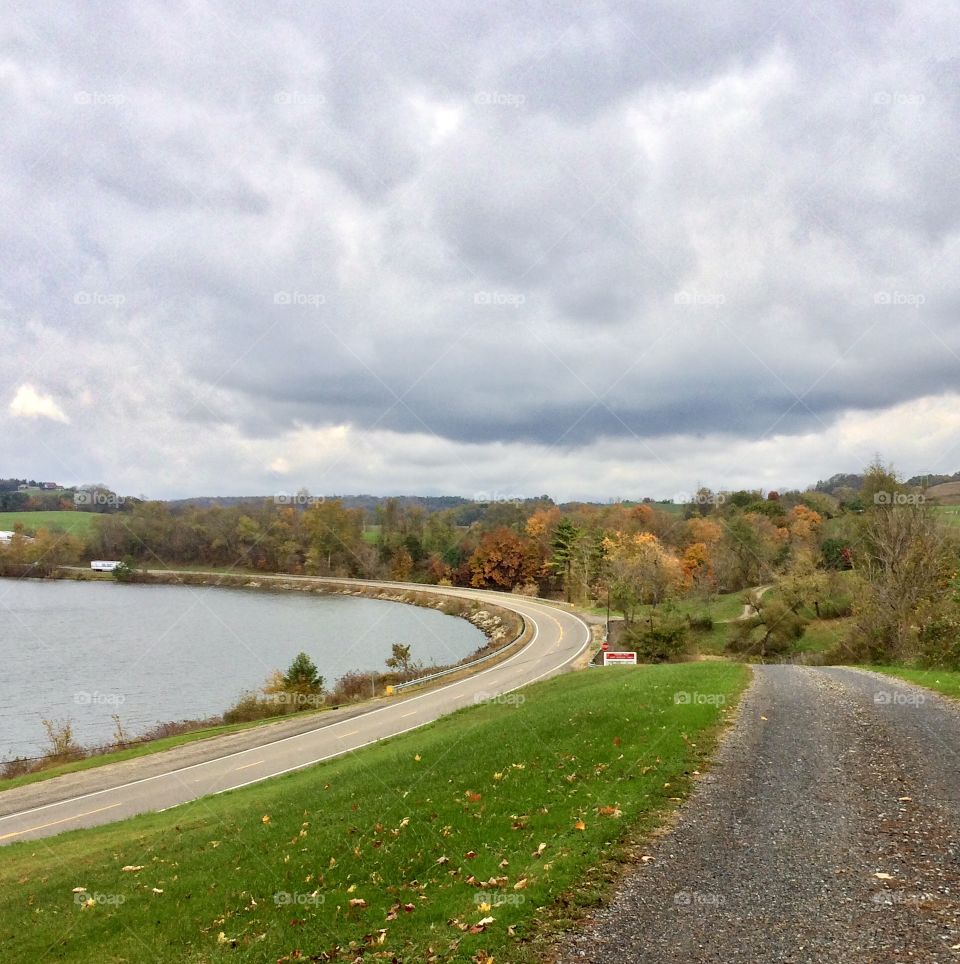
[0,597,588,824]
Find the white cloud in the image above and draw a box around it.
[8,384,70,424]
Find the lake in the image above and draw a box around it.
[0,580,486,761]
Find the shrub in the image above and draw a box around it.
[623,609,692,662]
[687,612,714,631]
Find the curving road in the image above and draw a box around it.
[0,577,592,845]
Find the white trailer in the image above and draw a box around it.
[90,560,122,572]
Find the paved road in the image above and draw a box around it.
[0,578,591,845]
[562,665,960,963]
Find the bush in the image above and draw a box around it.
[222,691,287,724]
[623,609,692,662]
[687,612,714,631]
[817,596,853,620]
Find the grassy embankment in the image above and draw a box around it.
[867,666,960,700]
[0,662,748,962]
[0,510,98,537]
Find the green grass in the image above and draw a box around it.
[931,505,960,528]
[0,511,98,537]
[590,590,747,622]
[0,663,748,962]
[867,666,960,700]
[795,617,852,654]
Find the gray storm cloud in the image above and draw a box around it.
[2,0,959,496]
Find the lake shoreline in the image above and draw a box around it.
[0,571,529,784]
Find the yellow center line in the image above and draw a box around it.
[233,759,264,771]
[336,729,360,739]
[400,711,417,718]
[0,802,123,841]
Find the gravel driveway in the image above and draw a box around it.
[561,665,960,963]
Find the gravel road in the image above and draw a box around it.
[561,665,960,963]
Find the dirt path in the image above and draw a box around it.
[560,665,960,963]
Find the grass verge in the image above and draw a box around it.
[0,663,748,962]
[866,666,960,700]
[0,511,98,537]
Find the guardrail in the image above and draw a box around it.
[393,614,529,692]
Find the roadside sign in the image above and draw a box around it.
[603,652,637,666]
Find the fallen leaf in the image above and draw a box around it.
[121,865,144,873]
[71,887,87,894]
[465,851,478,859]
[874,873,894,880]
[261,815,271,824]
[349,898,368,908]
[574,820,586,831]
[612,736,621,747]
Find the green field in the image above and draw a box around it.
[931,505,960,528]
[0,663,748,962]
[0,510,98,537]
[868,666,960,700]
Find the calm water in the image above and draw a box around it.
[0,580,486,760]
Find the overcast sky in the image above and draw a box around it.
[3,1,959,501]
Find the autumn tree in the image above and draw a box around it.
[469,527,538,590]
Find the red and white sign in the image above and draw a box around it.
[603,651,637,666]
